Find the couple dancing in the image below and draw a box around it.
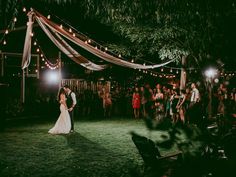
[48,85,77,134]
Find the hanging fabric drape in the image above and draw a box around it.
[33,10,175,70]
[36,16,106,71]
[22,11,34,69]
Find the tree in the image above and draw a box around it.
[1,0,236,68]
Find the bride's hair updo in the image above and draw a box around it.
[58,88,65,102]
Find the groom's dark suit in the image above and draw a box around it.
[66,91,76,131]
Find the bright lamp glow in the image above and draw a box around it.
[46,71,59,83]
[204,67,217,78]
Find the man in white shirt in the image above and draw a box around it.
[190,83,200,105]
[64,85,77,132]
[189,83,200,124]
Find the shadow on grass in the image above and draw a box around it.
[63,132,142,177]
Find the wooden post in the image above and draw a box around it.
[0,51,4,77]
[58,51,62,88]
[37,54,40,79]
[21,69,25,103]
[208,82,213,119]
[180,55,187,90]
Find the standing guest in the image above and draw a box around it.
[185,87,192,123]
[190,83,200,106]
[140,86,147,118]
[217,84,227,115]
[170,89,179,123]
[185,88,191,110]
[143,84,154,118]
[132,87,141,118]
[189,83,200,123]
[63,85,77,133]
[165,88,172,118]
[83,86,93,117]
[176,90,186,123]
[154,88,164,120]
[230,88,236,113]
[103,89,112,118]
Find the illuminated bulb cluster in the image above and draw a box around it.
[139,69,176,79]
[1,10,19,45]
[220,72,236,78]
[32,37,59,70]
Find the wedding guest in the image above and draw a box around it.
[176,90,186,123]
[103,89,112,118]
[140,86,147,118]
[170,89,179,123]
[132,87,141,118]
[154,88,164,120]
[189,83,200,123]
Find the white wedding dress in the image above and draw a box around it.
[48,103,71,134]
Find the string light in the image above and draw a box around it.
[131,59,134,63]
[23,7,26,12]
[47,15,51,19]
[30,32,34,37]
[161,68,164,72]
[46,14,187,70]
[13,17,17,22]
[3,40,6,45]
[5,30,9,34]
[36,48,40,52]
[34,41,37,45]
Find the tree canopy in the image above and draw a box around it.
[1,0,236,69]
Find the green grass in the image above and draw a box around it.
[0,118,192,177]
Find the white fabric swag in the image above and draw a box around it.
[22,9,175,70]
[35,16,106,71]
[22,11,34,69]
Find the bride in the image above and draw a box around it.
[48,88,71,134]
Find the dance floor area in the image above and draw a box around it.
[0,119,195,177]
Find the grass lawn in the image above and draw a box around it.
[0,118,190,177]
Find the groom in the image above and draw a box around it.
[63,85,77,132]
